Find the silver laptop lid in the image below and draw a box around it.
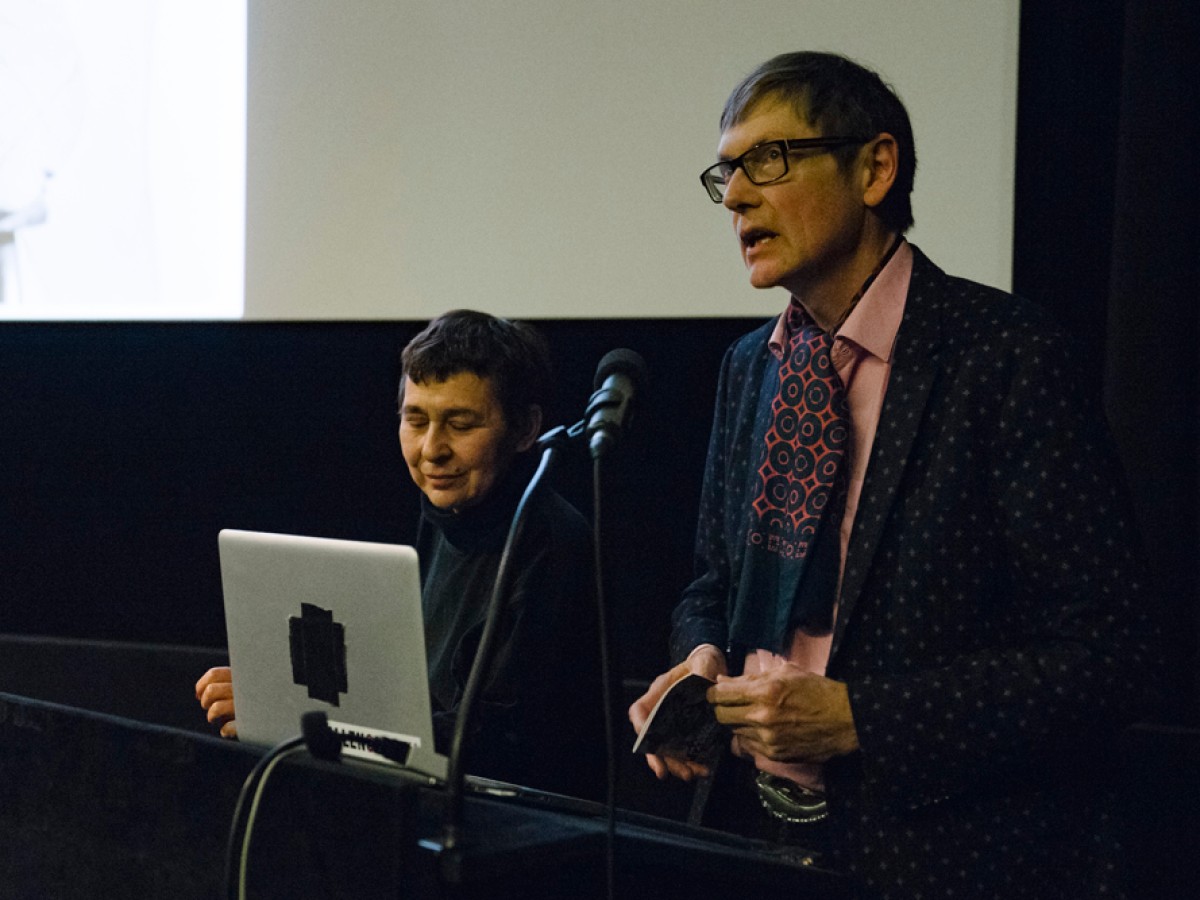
[218,529,446,780]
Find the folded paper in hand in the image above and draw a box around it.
[631,673,725,763]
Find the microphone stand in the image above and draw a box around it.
[438,420,585,864]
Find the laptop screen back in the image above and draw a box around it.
[218,529,446,779]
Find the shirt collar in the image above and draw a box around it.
[768,239,912,364]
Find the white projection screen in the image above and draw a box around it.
[247,1,1020,320]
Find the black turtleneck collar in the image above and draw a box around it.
[418,453,538,551]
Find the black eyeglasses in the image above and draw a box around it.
[699,136,871,202]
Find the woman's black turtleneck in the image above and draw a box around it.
[417,456,536,712]
[413,455,604,797]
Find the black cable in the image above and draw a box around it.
[226,714,444,899]
[223,734,306,900]
[237,744,308,898]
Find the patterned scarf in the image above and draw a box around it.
[728,238,902,653]
[729,303,849,651]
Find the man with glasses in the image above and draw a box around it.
[630,51,1160,898]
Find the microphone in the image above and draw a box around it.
[585,349,647,459]
[300,711,412,766]
[301,711,343,761]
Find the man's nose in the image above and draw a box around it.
[722,166,758,211]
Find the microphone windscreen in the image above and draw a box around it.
[593,348,649,391]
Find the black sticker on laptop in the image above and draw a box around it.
[288,602,348,706]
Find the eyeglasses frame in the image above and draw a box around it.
[699,136,873,203]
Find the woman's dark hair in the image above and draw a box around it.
[399,309,552,431]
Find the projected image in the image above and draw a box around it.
[0,0,245,320]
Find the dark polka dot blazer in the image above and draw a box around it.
[671,247,1163,899]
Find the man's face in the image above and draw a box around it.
[718,97,870,299]
[399,372,531,512]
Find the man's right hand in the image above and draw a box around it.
[195,666,238,738]
[628,644,727,781]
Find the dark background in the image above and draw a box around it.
[0,2,1196,722]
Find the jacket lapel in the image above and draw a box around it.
[831,249,947,661]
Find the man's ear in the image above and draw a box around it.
[513,405,543,453]
[861,133,899,210]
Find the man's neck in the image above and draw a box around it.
[792,230,900,332]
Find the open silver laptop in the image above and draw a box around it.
[218,529,447,780]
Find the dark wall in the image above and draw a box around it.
[2,323,417,644]
[1014,0,1200,720]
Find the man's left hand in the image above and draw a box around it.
[709,665,859,764]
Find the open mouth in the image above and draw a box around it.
[741,228,776,250]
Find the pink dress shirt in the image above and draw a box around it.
[737,240,913,788]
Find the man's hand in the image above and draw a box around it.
[628,644,727,781]
[195,666,238,739]
[709,665,859,764]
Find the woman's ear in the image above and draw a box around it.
[513,405,543,453]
